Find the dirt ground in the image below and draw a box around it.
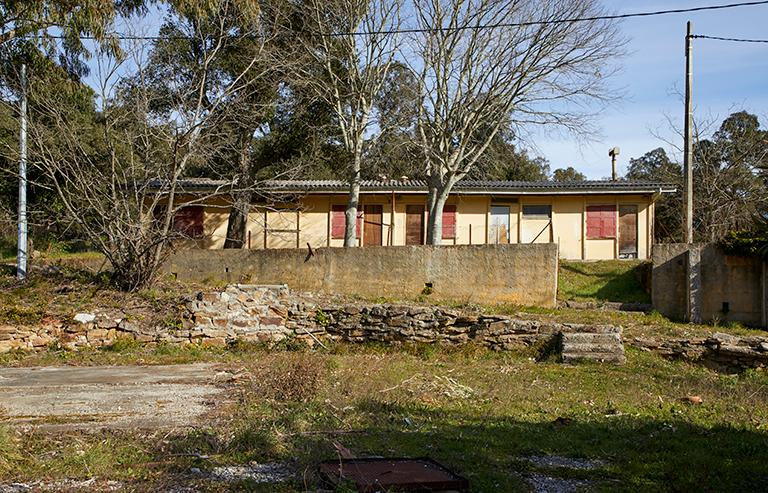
[0,363,239,430]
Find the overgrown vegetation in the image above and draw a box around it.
[558,260,651,304]
[721,228,768,258]
[1,345,767,491]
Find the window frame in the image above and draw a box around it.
[522,204,552,220]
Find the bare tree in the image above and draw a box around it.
[20,2,282,290]
[647,110,768,243]
[408,0,624,244]
[293,0,403,247]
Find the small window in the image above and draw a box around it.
[330,204,361,239]
[173,206,204,238]
[523,204,551,219]
[586,204,616,239]
[442,204,457,239]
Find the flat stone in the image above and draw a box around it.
[259,316,284,326]
[73,313,96,324]
[87,329,109,341]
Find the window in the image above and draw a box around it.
[442,204,457,239]
[522,204,551,219]
[173,206,204,238]
[586,204,616,239]
[331,204,361,239]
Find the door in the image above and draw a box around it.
[405,205,424,245]
[364,204,383,246]
[619,205,638,259]
[489,206,510,244]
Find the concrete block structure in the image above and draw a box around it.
[167,179,675,261]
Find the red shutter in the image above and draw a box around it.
[586,205,616,239]
[173,206,204,238]
[602,208,616,238]
[442,204,457,239]
[331,205,362,239]
[331,205,345,239]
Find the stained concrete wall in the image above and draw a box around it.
[163,244,558,307]
[653,243,767,327]
[652,243,691,322]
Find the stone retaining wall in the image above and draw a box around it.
[632,332,768,372]
[1,285,620,358]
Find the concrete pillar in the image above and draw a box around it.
[686,246,702,324]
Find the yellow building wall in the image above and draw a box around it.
[519,197,553,245]
[299,196,330,249]
[552,197,583,260]
[193,192,655,260]
[454,195,489,245]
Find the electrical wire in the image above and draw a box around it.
[691,34,768,43]
[16,0,768,40]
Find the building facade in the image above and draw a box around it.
[172,180,675,261]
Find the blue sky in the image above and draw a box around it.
[538,0,768,178]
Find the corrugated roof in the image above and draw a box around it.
[154,178,676,194]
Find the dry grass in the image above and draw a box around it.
[0,344,767,491]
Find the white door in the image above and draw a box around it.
[489,206,510,244]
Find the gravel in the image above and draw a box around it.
[526,455,608,470]
[207,462,294,483]
[525,472,593,493]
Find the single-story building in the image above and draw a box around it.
[169,179,676,260]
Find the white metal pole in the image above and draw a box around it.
[17,63,27,281]
[684,21,694,244]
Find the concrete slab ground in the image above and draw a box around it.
[0,363,237,430]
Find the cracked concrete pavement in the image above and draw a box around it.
[0,363,239,429]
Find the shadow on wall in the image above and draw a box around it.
[154,398,768,492]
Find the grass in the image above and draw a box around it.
[558,260,651,304]
[1,344,768,491]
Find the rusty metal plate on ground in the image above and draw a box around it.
[318,457,469,492]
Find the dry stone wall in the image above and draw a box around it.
[1,284,621,363]
[632,332,768,373]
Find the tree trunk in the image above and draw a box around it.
[224,133,252,249]
[224,190,251,249]
[426,183,450,246]
[344,155,362,247]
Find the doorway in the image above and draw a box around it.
[489,205,510,244]
[405,205,425,245]
[364,204,383,246]
[619,205,638,259]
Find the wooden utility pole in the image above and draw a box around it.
[684,21,694,244]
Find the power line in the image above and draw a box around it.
[18,0,768,40]
[691,34,768,43]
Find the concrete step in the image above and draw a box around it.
[561,331,626,365]
[562,351,627,364]
[561,342,625,354]
[561,333,622,344]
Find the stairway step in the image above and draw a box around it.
[562,351,627,364]
[561,342,625,354]
[561,333,622,344]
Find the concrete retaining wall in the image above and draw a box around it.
[652,243,767,327]
[163,244,558,307]
[652,244,691,322]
